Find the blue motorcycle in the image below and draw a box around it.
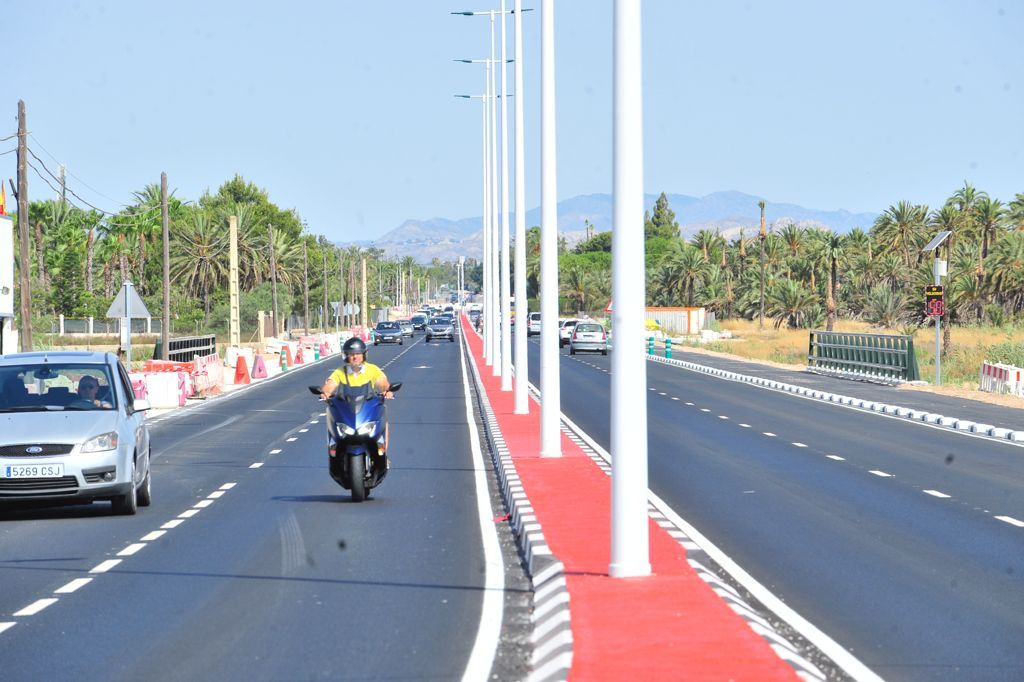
[308,381,401,502]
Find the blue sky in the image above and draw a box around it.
[5,1,1022,241]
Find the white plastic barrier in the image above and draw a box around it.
[143,372,188,408]
[980,361,1023,396]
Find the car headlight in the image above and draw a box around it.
[82,431,119,453]
[337,424,356,437]
[357,421,378,436]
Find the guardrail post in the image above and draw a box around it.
[647,336,654,355]
[665,338,672,359]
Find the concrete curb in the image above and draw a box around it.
[462,333,573,682]
[647,354,1024,443]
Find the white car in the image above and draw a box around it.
[527,312,541,336]
[558,319,579,347]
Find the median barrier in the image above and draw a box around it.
[251,353,269,379]
[808,330,920,382]
[127,372,149,400]
[979,361,1023,396]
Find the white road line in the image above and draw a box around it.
[658,392,667,396]
[671,397,680,401]
[870,470,893,478]
[719,415,729,420]
[117,543,146,557]
[178,509,201,518]
[269,449,282,455]
[140,530,166,542]
[0,623,15,634]
[299,428,309,433]
[194,500,214,508]
[89,559,121,574]
[827,455,845,461]
[13,599,58,617]
[319,412,326,416]
[685,402,694,406]
[219,482,237,490]
[54,578,92,594]
[286,437,297,442]
[792,442,807,448]
[207,490,226,498]
[996,515,1024,528]
[763,432,776,437]
[649,387,657,392]
[250,462,264,469]
[161,519,185,529]
[700,408,711,413]
[923,490,951,499]
[739,423,751,428]
[310,420,319,424]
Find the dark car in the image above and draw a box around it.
[425,316,455,343]
[410,314,428,331]
[373,321,403,345]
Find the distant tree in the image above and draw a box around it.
[575,230,612,254]
[644,192,679,240]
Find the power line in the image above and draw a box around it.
[0,147,16,156]
[28,132,147,209]
[0,133,16,142]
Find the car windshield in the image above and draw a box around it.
[576,323,603,333]
[376,322,398,330]
[429,318,449,325]
[412,315,426,323]
[0,364,117,412]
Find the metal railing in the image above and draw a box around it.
[153,335,217,363]
[808,331,921,382]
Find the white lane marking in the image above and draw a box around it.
[207,490,226,499]
[250,462,264,469]
[299,428,309,433]
[310,420,319,424]
[320,412,326,416]
[458,320,505,682]
[719,415,729,420]
[700,408,711,413]
[763,432,776,437]
[0,623,15,634]
[548,402,885,682]
[161,519,185,529]
[649,388,657,392]
[658,392,667,396]
[14,599,58,617]
[996,515,1024,528]
[923,490,951,499]
[90,559,121,574]
[219,482,237,490]
[117,543,146,557]
[671,397,680,401]
[194,500,214,508]
[140,530,166,542]
[685,402,694,406]
[269,449,282,455]
[178,509,201,518]
[286,437,297,442]
[54,578,92,594]
[827,455,845,461]
[739,423,751,428]
[870,470,893,478]
[792,442,807,448]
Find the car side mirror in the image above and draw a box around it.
[134,398,152,412]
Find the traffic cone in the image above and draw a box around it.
[295,345,304,365]
[233,356,251,385]
[285,344,294,369]
[252,353,268,379]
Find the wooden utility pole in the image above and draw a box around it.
[268,224,279,338]
[16,100,32,351]
[758,200,767,330]
[302,242,310,334]
[322,251,328,332]
[338,249,346,328]
[229,216,240,346]
[59,165,66,205]
[361,257,368,327]
[160,172,170,359]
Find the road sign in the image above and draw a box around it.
[926,285,944,317]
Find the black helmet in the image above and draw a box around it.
[343,336,368,361]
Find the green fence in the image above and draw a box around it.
[808,331,920,382]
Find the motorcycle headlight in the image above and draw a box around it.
[82,431,119,453]
[337,424,356,437]
[356,421,378,436]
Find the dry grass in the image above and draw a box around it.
[678,319,1024,404]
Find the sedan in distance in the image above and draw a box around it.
[569,322,608,355]
[373,321,404,345]
[398,319,414,337]
[425,316,456,343]
[0,351,153,514]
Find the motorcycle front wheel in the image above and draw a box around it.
[350,455,367,502]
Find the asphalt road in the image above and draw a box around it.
[524,335,1024,682]
[0,336,496,681]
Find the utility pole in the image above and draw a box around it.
[160,172,170,359]
[268,224,279,338]
[339,248,346,329]
[16,100,32,351]
[361,257,368,327]
[758,200,766,329]
[303,242,310,334]
[229,216,240,347]
[59,165,66,205]
[322,251,328,332]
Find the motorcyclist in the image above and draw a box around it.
[320,336,394,453]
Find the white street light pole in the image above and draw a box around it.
[483,87,491,362]
[489,10,502,376]
[609,0,650,578]
[540,0,561,456]
[512,0,529,413]
[499,0,513,391]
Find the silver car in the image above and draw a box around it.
[425,316,455,342]
[568,322,608,355]
[0,351,153,515]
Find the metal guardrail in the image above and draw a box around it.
[808,331,921,382]
[153,335,217,363]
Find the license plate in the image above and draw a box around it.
[2,464,65,479]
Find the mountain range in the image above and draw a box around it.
[354,191,879,264]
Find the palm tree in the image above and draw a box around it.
[874,201,928,269]
[778,223,805,271]
[1007,193,1024,231]
[170,210,228,316]
[662,242,709,306]
[974,196,1005,279]
[560,263,594,313]
[987,232,1024,311]
[766,280,818,329]
[820,232,844,330]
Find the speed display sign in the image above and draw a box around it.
[926,285,944,317]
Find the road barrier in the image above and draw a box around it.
[153,335,217,363]
[979,361,1023,396]
[807,331,921,383]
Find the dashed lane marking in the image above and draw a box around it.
[89,559,121,574]
[194,500,214,508]
[658,392,667,396]
[739,424,751,428]
[869,470,893,478]
[671,397,680,401]
[270,449,282,455]
[996,515,1024,528]
[700,408,711,413]
[178,509,201,519]
[161,519,185,529]
[763,432,777,437]
[685,402,694,406]
[792,442,807,448]
[827,455,845,461]
[207,490,226,499]
[923,490,951,499]
[299,428,309,433]
[0,623,14,634]
[54,578,92,594]
[219,482,237,490]
[719,415,729,420]
[286,437,297,442]
[140,530,166,542]
[117,543,146,557]
[250,462,264,469]
[13,599,58,617]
